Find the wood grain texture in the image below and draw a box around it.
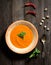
[0,0,12,65]
[0,0,51,65]
[12,0,24,21]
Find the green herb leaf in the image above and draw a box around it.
[17,32,26,39]
[34,48,41,54]
[29,53,35,58]
[29,48,41,58]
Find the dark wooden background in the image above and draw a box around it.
[0,0,51,65]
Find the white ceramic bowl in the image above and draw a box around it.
[5,20,38,54]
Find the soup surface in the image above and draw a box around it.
[10,24,33,48]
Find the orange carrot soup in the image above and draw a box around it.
[10,24,33,48]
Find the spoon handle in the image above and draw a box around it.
[42,42,46,58]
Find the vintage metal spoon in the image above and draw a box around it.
[41,34,46,58]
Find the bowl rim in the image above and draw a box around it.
[5,20,38,54]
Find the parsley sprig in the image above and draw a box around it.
[17,32,26,39]
[29,48,41,58]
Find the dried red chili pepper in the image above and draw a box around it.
[26,11,36,16]
[24,2,36,9]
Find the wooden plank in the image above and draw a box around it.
[44,0,51,65]
[24,0,43,65]
[0,0,12,65]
